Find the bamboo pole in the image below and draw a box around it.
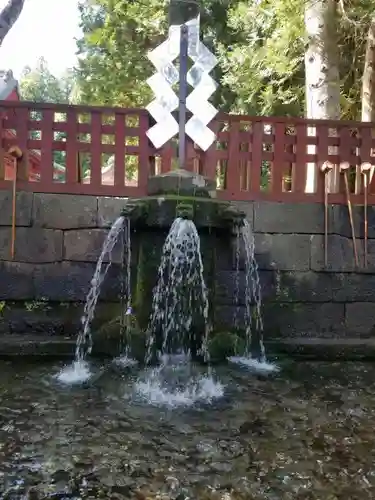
[340,162,359,267]
[320,161,334,268]
[361,162,372,269]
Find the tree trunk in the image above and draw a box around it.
[362,18,375,122]
[304,0,340,193]
[361,18,375,188]
[0,0,25,47]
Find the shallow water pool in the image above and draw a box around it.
[0,359,375,499]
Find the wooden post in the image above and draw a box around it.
[7,145,22,260]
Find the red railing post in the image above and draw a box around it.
[294,123,308,193]
[226,119,240,197]
[249,121,263,196]
[15,107,29,181]
[0,100,374,203]
[271,122,286,196]
[90,111,102,188]
[40,108,54,185]
[114,112,125,189]
[65,108,79,185]
[138,112,150,192]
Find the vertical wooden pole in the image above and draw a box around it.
[8,145,22,260]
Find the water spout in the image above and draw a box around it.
[75,216,126,362]
[136,216,222,406]
[116,216,136,366]
[145,217,211,363]
[57,216,133,384]
[228,219,279,374]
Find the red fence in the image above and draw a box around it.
[1,100,375,203]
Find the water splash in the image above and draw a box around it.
[134,354,224,408]
[55,360,91,385]
[57,216,126,384]
[228,356,279,374]
[145,217,211,364]
[228,219,279,374]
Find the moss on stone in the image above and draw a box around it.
[133,233,163,330]
[121,195,245,231]
[208,331,245,362]
[93,314,146,362]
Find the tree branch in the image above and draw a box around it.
[0,0,25,46]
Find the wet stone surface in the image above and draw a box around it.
[1,360,375,499]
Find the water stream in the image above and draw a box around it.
[114,216,137,368]
[233,224,241,332]
[57,216,134,384]
[138,217,222,406]
[57,212,276,393]
[228,219,278,373]
[145,217,211,362]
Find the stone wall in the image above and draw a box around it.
[1,191,375,343]
[216,201,375,340]
[0,191,133,304]
[0,191,137,341]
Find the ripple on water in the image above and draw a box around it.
[2,360,375,499]
[55,360,92,385]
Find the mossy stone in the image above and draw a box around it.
[121,195,246,231]
[93,314,146,362]
[208,331,245,362]
[133,232,165,330]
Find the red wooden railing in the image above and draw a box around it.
[1,100,375,204]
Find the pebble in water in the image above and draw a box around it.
[1,360,375,499]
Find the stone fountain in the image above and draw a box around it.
[120,168,247,359]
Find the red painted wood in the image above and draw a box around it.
[203,120,220,180]
[65,109,78,184]
[249,122,263,194]
[40,109,54,184]
[226,120,240,196]
[137,113,150,191]
[271,122,286,195]
[1,100,375,203]
[294,124,308,193]
[90,112,102,187]
[114,113,125,187]
[316,124,329,198]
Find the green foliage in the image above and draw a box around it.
[74,0,308,116]
[219,0,305,116]
[20,57,77,104]
[221,0,374,119]
[75,0,239,110]
[76,0,165,107]
[22,1,375,123]
[336,0,373,120]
